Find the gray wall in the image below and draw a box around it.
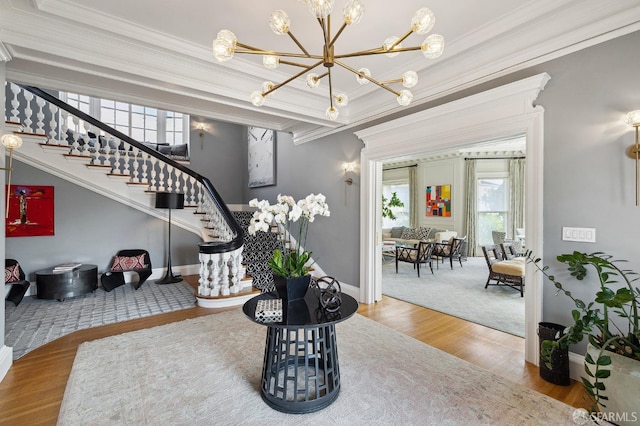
[243,131,362,286]
[5,164,201,278]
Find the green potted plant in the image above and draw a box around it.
[248,193,330,301]
[528,251,640,422]
[382,192,404,220]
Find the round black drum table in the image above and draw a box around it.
[35,264,98,301]
[243,290,358,414]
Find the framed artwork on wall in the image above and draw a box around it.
[6,185,55,237]
[248,126,276,188]
[426,184,451,217]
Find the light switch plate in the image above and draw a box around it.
[562,227,596,243]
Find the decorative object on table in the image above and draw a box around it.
[248,193,330,301]
[255,298,283,323]
[313,276,343,313]
[1,133,23,218]
[6,185,54,237]
[247,126,276,188]
[426,184,451,217]
[155,192,184,284]
[212,1,444,121]
[528,251,640,421]
[53,263,82,272]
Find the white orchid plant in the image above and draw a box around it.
[248,193,330,279]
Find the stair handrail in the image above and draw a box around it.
[17,84,243,254]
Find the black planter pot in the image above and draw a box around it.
[273,274,311,301]
[538,322,570,386]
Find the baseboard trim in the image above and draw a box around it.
[0,345,13,383]
[569,350,585,382]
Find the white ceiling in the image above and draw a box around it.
[1,0,639,144]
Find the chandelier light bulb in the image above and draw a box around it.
[261,81,275,94]
[421,34,445,59]
[625,110,640,127]
[263,55,280,69]
[269,10,290,35]
[411,8,436,35]
[397,90,413,106]
[356,68,371,85]
[326,106,339,121]
[402,71,418,88]
[250,91,266,107]
[306,73,320,89]
[343,0,365,25]
[307,0,334,18]
[212,38,234,62]
[334,94,349,107]
[383,36,402,58]
[1,134,23,149]
[217,30,237,47]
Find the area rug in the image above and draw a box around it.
[5,281,195,360]
[58,309,579,425]
[383,257,525,337]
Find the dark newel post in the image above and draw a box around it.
[155,192,185,284]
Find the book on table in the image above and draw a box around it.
[53,263,82,272]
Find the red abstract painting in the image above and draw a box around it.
[5,185,55,237]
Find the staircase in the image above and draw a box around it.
[3,82,254,307]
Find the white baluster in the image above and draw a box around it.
[23,91,34,133]
[149,157,158,190]
[189,176,197,205]
[122,143,131,178]
[141,152,150,184]
[60,110,70,146]
[220,252,231,296]
[181,172,189,200]
[130,146,140,181]
[158,163,167,191]
[210,254,221,296]
[167,166,174,191]
[10,83,21,122]
[70,116,80,154]
[113,145,122,174]
[48,103,59,142]
[35,97,46,134]
[198,253,211,296]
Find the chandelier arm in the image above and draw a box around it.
[334,60,400,96]
[286,31,311,57]
[235,48,323,60]
[328,68,335,109]
[263,60,324,96]
[328,22,348,49]
[389,29,415,50]
[335,45,422,59]
[280,59,318,68]
[378,78,403,85]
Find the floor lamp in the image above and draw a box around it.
[155,192,184,284]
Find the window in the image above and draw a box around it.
[60,92,189,148]
[477,177,509,246]
[382,181,410,228]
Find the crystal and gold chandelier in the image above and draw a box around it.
[212,0,444,121]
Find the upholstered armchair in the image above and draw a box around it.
[432,236,466,269]
[101,249,152,292]
[395,241,435,277]
[5,259,30,306]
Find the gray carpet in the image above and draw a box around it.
[5,281,196,360]
[383,257,524,337]
[58,309,579,425]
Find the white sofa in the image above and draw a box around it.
[382,226,458,246]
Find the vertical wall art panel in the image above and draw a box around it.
[425,184,451,217]
[5,185,55,237]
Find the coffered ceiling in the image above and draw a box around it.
[1,0,639,143]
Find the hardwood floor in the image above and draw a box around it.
[0,276,590,425]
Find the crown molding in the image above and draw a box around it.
[0,42,11,62]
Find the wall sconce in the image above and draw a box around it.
[625,110,640,206]
[1,133,23,218]
[342,162,356,205]
[196,123,205,149]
